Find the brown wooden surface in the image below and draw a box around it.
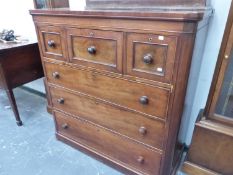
[67,28,123,73]
[48,0,69,8]
[31,5,207,174]
[44,61,170,119]
[185,120,233,175]
[50,86,165,150]
[182,161,220,175]
[54,110,162,175]
[30,7,211,22]
[161,33,196,175]
[126,32,177,83]
[0,41,44,125]
[204,1,233,126]
[43,78,52,114]
[37,25,67,61]
[182,2,233,174]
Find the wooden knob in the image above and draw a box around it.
[48,40,55,48]
[139,96,149,105]
[57,98,64,104]
[143,54,153,64]
[52,72,60,79]
[139,126,147,135]
[87,46,96,54]
[137,156,144,164]
[62,123,68,129]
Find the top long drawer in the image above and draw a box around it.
[44,62,170,119]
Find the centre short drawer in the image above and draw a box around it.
[50,86,165,149]
[67,28,123,73]
[45,62,170,119]
[54,111,162,175]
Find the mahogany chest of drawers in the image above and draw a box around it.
[30,6,210,175]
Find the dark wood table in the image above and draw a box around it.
[0,41,44,126]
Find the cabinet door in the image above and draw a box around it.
[215,51,233,119]
[208,25,233,125]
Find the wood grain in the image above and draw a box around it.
[126,32,177,83]
[50,86,165,150]
[31,5,208,174]
[54,110,162,175]
[67,28,123,73]
[45,61,170,119]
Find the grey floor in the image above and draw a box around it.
[0,88,184,175]
[0,88,122,175]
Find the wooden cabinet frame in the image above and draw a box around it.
[204,1,233,126]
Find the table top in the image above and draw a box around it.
[0,40,38,53]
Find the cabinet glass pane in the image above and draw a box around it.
[34,0,69,9]
[34,0,47,9]
[215,50,233,118]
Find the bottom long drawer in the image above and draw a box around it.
[54,111,162,175]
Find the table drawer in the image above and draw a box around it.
[126,33,177,83]
[67,28,123,73]
[50,86,165,149]
[45,62,170,119]
[37,25,67,61]
[54,111,162,175]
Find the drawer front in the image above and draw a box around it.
[37,25,67,61]
[45,62,170,119]
[126,33,177,83]
[50,86,165,149]
[67,28,123,73]
[54,111,162,175]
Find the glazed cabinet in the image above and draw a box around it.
[182,1,233,175]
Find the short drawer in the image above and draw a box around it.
[67,28,123,73]
[45,62,170,119]
[54,111,162,175]
[50,86,165,149]
[37,25,67,61]
[126,33,177,83]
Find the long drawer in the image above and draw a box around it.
[44,62,170,119]
[50,86,165,150]
[54,111,162,175]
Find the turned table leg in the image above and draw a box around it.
[5,88,23,126]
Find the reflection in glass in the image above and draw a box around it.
[34,0,70,9]
[216,50,233,118]
[34,0,47,9]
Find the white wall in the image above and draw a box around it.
[0,1,86,93]
[0,1,37,41]
[179,0,232,144]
